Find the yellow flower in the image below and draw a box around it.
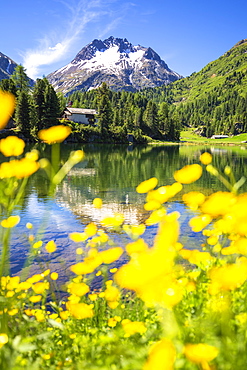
[136,177,158,193]
[32,282,49,294]
[25,149,39,161]
[126,239,149,255]
[143,339,176,370]
[93,198,103,208]
[14,158,40,178]
[98,247,123,264]
[182,191,206,210]
[26,222,33,229]
[173,164,202,184]
[184,343,219,364]
[66,302,94,319]
[146,183,182,204]
[1,215,20,228]
[200,152,212,165]
[69,232,87,242]
[189,214,212,232]
[209,262,247,292]
[200,192,236,218]
[100,213,124,228]
[45,240,57,253]
[0,136,25,157]
[29,295,42,303]
[33,241,43,249]
[38,125,71,144]
[70,255,102,275]
[0,333,8,349]
[122,320,147,336]
[67,282,89,296]
[8,308,18,316]
[50,272,59,281]
[108,317,118,327]
[104,285,120,303]
[0,90,16,129]
[84,222,97,237]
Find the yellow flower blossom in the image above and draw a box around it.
[66,302,94,319]
[0,136,25,157]
[184,343,219,365]
[60,310,70,320]
[143,339,176,370]
[32,282,49,294]
[33,241,43,249]
[173,164,202,184]
[145,208,167,225]
[50,272,59,281]
[0,90,15,129]
[122,320,147,336]
[147,183,182,204]
[70,254,102,275]
[8,308,18,316]
[84,222,97,237]
[67,282,89,296]
[1,215,20,228]
[45,240,57,253]
[26,274,43,284]
[26,222,33,229]
[100,213,124,228]
[38,125,71,144]
[208,261,247,292]
[0,333,8,349]
[182,191,206,210]
[29,295,42,303]
[104,285,120,303]
[93,198,103,208]
[136,177,158,193]
[189,214,212,232]
[200,192,236,218]
[180,249,213,267]
[98,247,123,264]
[69,232,87,242]
[200,152,212,165]
[25,149,39,161]
[126,238,149,255]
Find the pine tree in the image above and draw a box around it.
[96,83,112,134]
[15,91,31,137]
[11,65,30,94]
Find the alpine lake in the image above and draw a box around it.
[7,143,247,285]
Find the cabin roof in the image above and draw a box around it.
[64,107,97,115]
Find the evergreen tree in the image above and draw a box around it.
[11,65,30,94]
[0,79,17,96]
[143,101,158,128]
[96,83,112,133]
[15,91,31,137]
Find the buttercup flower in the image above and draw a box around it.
[200,152,212,165]
[0,136,25,157]
[0,333,8,349]
[38,125,71,144]
[45,240,57,253]
[184,343,219,365]
[143,339,176,370]
[1,215,20,228]
[0,90,16,129]
[173,164,202,184]
[136,177,158,193]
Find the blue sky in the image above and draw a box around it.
[1,0,247,79]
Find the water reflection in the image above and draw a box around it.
[8,143,247,279]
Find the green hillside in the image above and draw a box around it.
[139,39,247,137]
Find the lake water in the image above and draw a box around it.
[8,143,247,281]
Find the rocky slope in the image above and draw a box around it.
[47,36,182,94]
[0,52,18,80]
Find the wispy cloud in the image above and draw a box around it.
[22,0,133,79]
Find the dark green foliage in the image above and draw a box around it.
[15,91,31,136]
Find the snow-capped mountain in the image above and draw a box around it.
[0,52,18,80]
[47,36,182,94]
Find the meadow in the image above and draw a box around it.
[1,90,247,369]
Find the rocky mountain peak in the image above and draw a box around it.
[47,36,182,94]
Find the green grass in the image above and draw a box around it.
[180,129,247,144]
